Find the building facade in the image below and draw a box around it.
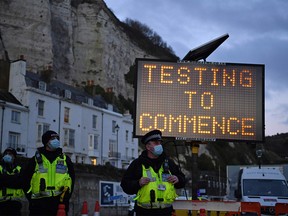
[0,58,138,168]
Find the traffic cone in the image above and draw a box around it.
[81,201,88,216]
[199,208,207,216]
[56,204,66,216]
[94,200,100,216]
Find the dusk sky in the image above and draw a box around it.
[104,0,288,136]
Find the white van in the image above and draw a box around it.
[235,167,288,215]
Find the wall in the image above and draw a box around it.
[20,163,130,216]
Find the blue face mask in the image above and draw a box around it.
[152,144,163,156]
[3,154,13,164]
[48,139,60,150]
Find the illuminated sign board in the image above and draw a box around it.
[134,59,264,142]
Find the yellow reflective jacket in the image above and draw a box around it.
[29,152,72,199]
[134,164,178,209]
[0,165,24,201]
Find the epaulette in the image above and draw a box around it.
[35,150,43,164]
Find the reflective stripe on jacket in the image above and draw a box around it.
[29,153,72,199]
[134,164,178,209]
[0,165,25,201]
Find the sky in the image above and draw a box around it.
[104,0,288,136]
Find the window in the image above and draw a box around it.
[38,100,45,116]
[243,179,288,197]
[63,128,75,147]
[109,139,117,157]
[112,121,117,133]
[64,107,70,123]
[91,158,97,165]
[9,132,20,149]
[89,134,93,149]
[92,115,97,129]
[38,81,46,91]
[94,135,99,150]
[88,134,99,150]
[37,123,50,142]
[11,110,20,123]
[125,130,129,142]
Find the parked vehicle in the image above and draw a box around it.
[234,166,288,215]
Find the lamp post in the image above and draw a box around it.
[115,124,120,167]
[256,148,263,169]
[191,142,199,200]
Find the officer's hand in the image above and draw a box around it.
[167,175,179,184]
[139,177,150,187]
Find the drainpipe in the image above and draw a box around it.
[101,112,104,165]
[0,101,6,153]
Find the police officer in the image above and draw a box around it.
[22,130,75,216]
[0,147,24,216]
[121,129,186,216]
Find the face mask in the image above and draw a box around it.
[48,139,60,150]
[152,144,163,156]
[3,154,13,164]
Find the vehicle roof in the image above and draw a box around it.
[241,167,286,180]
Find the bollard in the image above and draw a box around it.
[199,208,207,216]
[56,204,66,216]
[81,201,88,216]
[94,200,100,216]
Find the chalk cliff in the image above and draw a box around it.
[0,0,164,100]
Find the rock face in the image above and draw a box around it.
[0,0,155,100]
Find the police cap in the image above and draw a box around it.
[141,129,162,144]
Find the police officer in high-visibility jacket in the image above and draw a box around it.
[23,130,75,216]
[0,147,24,216]
[121,130,186,216]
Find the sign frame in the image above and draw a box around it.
[133,58,265,143]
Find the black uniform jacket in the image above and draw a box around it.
[0,147,75,216]
[121,150,186,215]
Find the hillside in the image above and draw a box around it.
[265,133,288,159]
[161,136,288,177]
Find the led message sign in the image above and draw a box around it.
[134,59,265,142]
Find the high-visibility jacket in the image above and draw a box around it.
[134,164,178,209]
[29,152,72,199]
[0,165,24,201]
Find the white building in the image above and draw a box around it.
[0,58,138,168]
[0,92,29,157]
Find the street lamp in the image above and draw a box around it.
[115,124,120,160]
[256,148,263,169]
